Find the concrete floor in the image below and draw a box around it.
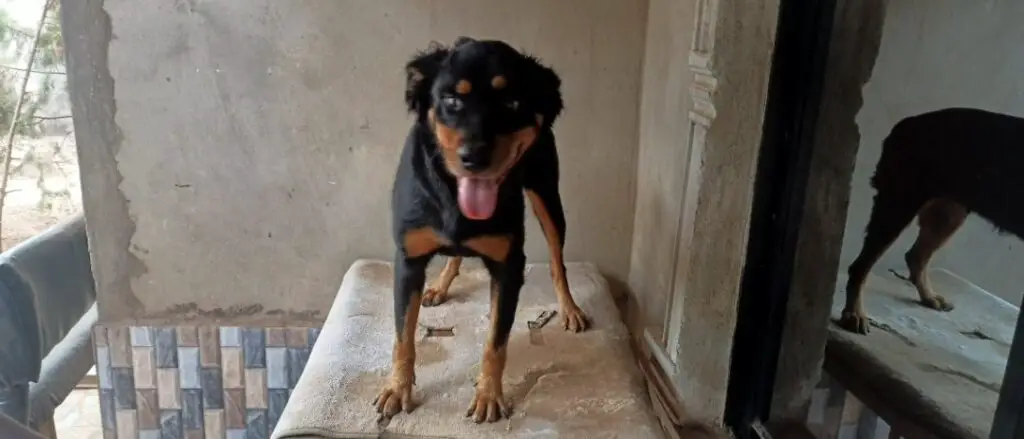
[53,389,102,439]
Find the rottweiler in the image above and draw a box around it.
[373,36,591,424]
[840,107,1024,334]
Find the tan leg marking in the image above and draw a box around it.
[373,290,423,417]
[423,257,463,307]
[905,199,966,311]
[466,282,510,423]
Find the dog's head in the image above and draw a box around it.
[404,36,563,220]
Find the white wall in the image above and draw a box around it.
[843,0,1024,305]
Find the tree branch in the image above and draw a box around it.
[30,115,71,121]
[0,64,65,75]
[0,3,51,245]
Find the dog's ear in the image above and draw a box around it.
[405,41,450,114]
[522,54,564,129]
[452,36,476,48]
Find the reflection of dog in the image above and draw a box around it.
[840,107,1024,334]
[374,37,590,424]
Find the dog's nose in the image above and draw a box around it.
[458,143,491,172]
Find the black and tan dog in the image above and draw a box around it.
[840,107,1024,334]
[373,37,590,424]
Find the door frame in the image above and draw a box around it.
[723,0,838,436]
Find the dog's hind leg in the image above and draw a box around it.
[905,199,966,312]
[841,190,922,334]
[526,188,589,332]
[423,257,462,307]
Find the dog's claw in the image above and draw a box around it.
[838,310,870,335]
[561,306,590,333]
[921,295,954,312]
[422,288,448,307]
[374,381,415,417]
[465,389,510,423]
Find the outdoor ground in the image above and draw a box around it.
[53,387,102,439]
[0,134,81,251]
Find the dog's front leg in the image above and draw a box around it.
[525,189,589,332]
[464,247,524,423]
[374,251,429,418]
[423,256,462,306]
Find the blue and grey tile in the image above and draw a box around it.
[242,329,266,368]
[201,367,224,409]
[131,327,154,347]
[178,347,201,389]
[267,389,289,432]
[154,328,179,368]
[99,389,117,431]
[245,409,267,439]
[112,367,137,409]
[219,327,241,348]
[286,348,309,388]
[181,389,204,431]
[160,410,182,439]
[265,347,288,390]
[307,328,321,348]
[97,346,112,390]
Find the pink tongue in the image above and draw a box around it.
[457,177,499,220]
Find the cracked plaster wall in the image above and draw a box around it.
[63,0,648,325]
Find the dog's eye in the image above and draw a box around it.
[441,95,463,111]
[505,100,519,111]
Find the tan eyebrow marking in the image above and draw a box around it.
[455,79,472,95]
[491,75,507,89]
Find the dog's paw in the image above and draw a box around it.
[422,287,448,307]
[921,295,954,312]
[465,382,511,423]
[561,306,590,333]
[373,380,415,418]
[838,310,871,335]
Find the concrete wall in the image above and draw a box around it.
[65,0,648,325]
[628,0,697,349]
[770,0,888,421]
[628,0,781,420]
[841,0,1024,305]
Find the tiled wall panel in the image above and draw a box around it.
[94,326,319,439]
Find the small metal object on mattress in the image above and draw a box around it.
[527,310,557,345]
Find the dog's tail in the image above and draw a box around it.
[870,115,924,191]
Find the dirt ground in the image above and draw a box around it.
[0,134,81,251]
